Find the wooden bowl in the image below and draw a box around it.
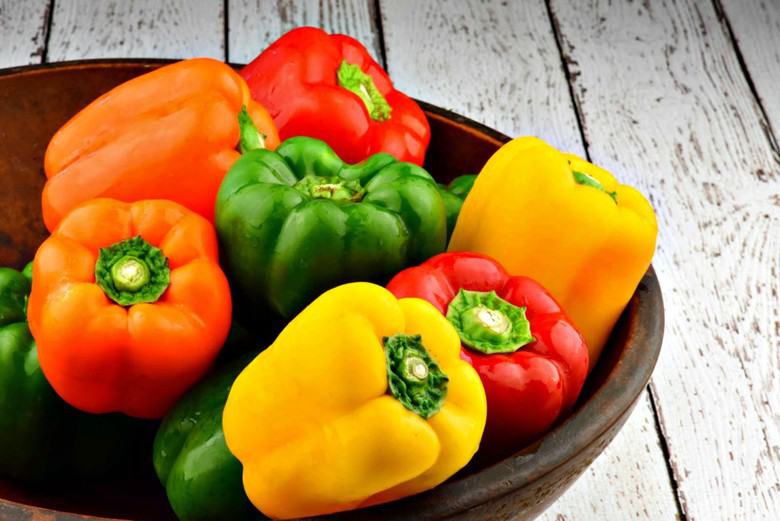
[0,60,664,521]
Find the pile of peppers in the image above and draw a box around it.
[0,26,658,521]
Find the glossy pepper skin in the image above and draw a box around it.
[154,352,259,521]
[449,137,657,368]
[42,58,280,231]
[240,27,430,165]
[215,136,447,318]
[223,282,486,519]
[388,252,588,461]
[27,199,232,419]
[0,264,140,482]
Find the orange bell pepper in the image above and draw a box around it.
[27,199,232,419]
[42,58,280,232]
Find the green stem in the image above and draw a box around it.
[384,334,448,419]
[446,289,533,354]
[95,236,170,306]
[294,175,365,202]
[238,105,266,154]
[336,61,392,122]
[573,170,617,203]
[110,257,150,292]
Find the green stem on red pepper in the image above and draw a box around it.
[446,289,533,354]
[337,61,392,122]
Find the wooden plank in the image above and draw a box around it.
[0,0,50,67]
[550,0,780,518]
[540,394,679,521]
[380,2,680,519]
[380,0,583,155]
[718,0,780,142]
[46,0,223,62]
[228,0,381,65]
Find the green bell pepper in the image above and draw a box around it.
[215,136,448,318]
[437,174,477,238]
[154,352,261,521]
[447,173,478,200]
[0,263,139,482]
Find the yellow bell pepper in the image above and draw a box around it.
[449,137,657,368]
[223,282,486,519]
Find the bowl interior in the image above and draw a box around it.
[0,60,663,521]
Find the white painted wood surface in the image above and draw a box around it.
[719,0,780,139]
[545,395,680,521]
[228,0,381,64]
[47,0,224,61]
[551,0,780,519]
[0,0,49,67]
[536,395,679,520]
[380,1,680,519]
[2,0,779,519]
[380,0,583,156]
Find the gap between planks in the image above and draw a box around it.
[549,0,780,518]
[544,0,686,516]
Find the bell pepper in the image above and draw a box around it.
[240,27,430,165]
[449,137,657,367]
[0,263,141,482]
[154,351,259,521]
[27,199,232,419]
[223,282,486,519]
[387,252,589,461]
[437,174,477,238]
[42,58,280,231]
[215,136,447,318]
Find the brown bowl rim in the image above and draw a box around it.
[0,59,664,520]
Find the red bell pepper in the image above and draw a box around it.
[387,252,589,460]
[240,27,430,165]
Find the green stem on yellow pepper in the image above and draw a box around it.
[384,334,448,419]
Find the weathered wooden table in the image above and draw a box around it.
[2,1,778,519]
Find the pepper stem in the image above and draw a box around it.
[294,175,365,202]
[111,257,150,292]
[238,105,266,154]
[384,334,448,419]
[446,290,533,355]
[95,236,170,306]
[573,170,617,203]
[336,61,392,122]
